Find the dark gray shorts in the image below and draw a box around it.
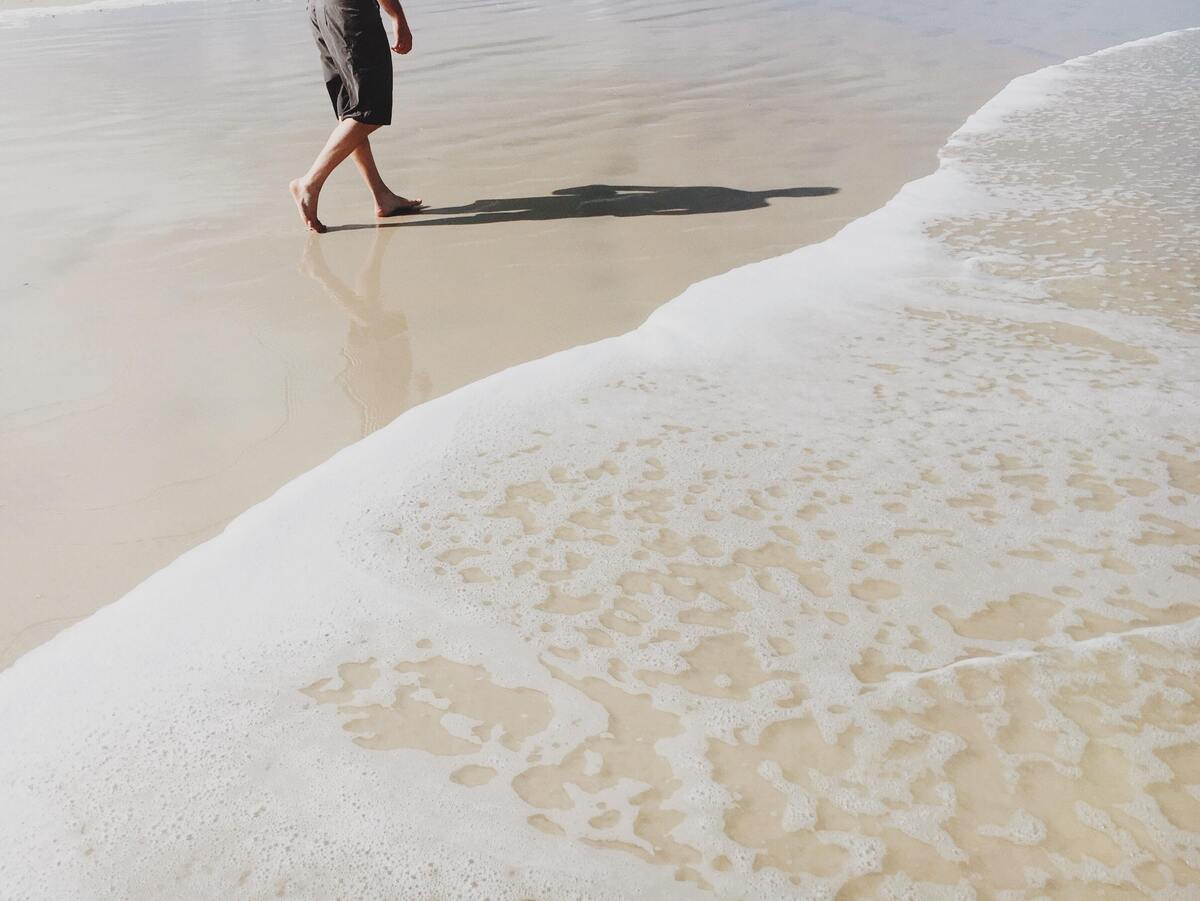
[308,0,393,126]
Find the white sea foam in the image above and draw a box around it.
[1,28,1198,900]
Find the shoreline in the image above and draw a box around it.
[0,0,1072,667]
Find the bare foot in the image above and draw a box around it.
[289,178,326,233]
[376,192,424,218]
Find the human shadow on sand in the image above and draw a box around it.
[327,183,838,231]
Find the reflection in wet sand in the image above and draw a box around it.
[300,230,432,435]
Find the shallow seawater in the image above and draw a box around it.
[0,23,1198,901]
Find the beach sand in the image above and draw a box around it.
[0,19,1196,896]
[1,0,1199,892]
[0,0,1086,666]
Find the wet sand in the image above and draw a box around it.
[0,24,1195,895]
[0,0,1194,668]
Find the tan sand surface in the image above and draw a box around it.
[0,12,1195,895]
[0,0,1192,667]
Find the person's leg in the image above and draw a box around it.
[351,137,423,218]
[290,118,379,233]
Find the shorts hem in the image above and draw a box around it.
[340,111,391,126]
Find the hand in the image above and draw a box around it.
[391,21,412,54]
